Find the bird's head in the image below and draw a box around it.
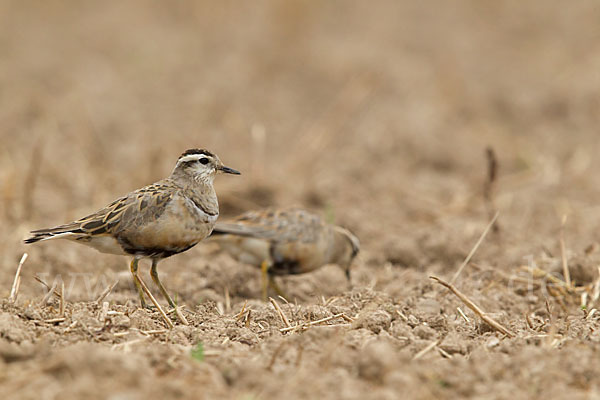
[172,148,240,184]
[332,226,360,282]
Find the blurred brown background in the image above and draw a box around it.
[1,0,600,293]
[2,1,600,399]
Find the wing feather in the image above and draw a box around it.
[25,180,177,243]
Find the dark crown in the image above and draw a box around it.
[179,148,215,159]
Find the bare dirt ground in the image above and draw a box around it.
[1,1,600,399]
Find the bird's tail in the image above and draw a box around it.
[24,224,84,244]
[210,223,269,238]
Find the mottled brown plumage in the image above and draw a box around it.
[208,207,360,300]
[25,149,240,309]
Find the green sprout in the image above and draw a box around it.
[191,342,204,362]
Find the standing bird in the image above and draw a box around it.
[25,148,240,311]
[207,208,360,300]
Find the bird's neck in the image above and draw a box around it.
[170,169,215,187]
[184,178,216,198]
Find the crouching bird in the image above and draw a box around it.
[207,207,360,300]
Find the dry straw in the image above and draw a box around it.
[450,211,499,285]
[559,215,572,288]
[95,280,119,304]
[430,276,514,338]
[8,253,28,303]
[135,276,173,329]
[269,297,291,328]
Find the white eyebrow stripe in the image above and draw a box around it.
[178,154,207,163]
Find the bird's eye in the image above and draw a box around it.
[199,158,209,165]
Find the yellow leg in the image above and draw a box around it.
[345,267,352,283]
[150,259,176,308]
[268,276,288,301]
[130,258,147,308]
[261,260,270,302]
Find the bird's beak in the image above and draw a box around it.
[218,165,241,175]
[345,267,352,283]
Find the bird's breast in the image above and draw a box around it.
[116,195,217,254]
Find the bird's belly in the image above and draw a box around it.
[216,236,270,266]
[136,223,212,249]
[117,212,215,255]
[271,241,325,274]
[76,235,128,255]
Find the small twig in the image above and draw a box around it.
[44,317,66,324]
[173,306,189,326]
[257,320,270,333]
[586,309,597,320]
[140,329,169,335]
[34,274,50,289]
[166,305,186,314]
[341,313,355,323]
[559,215,572,288]
[98,301,109,323]
[437,346,453,359]
[59,281,65,317]
[244,309,252,328]
[224,287,231,313]
[544,305,559,348]
[9,253,28,303]
[63,320,78,333]
[34,274,61,298]
[588,267,600,311]
[136,275,173,329]
[269,297,291,328]
[430,276,514,337]
[324,296,339,307]
[235,300,248,321]
[95,280,119,304]
[545,297,552,315]
[279,313,348,333]
[581,292,588,309]
[457,307,471,324]
[302,323,351,330]
[450,211,500,284]
[484,147,498,194]
[525,313,534,330]
[396,310,408,322]
[40,281,58,306]
[413,337,443,360]
[483,147,500,233]
[593,267,600,302]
